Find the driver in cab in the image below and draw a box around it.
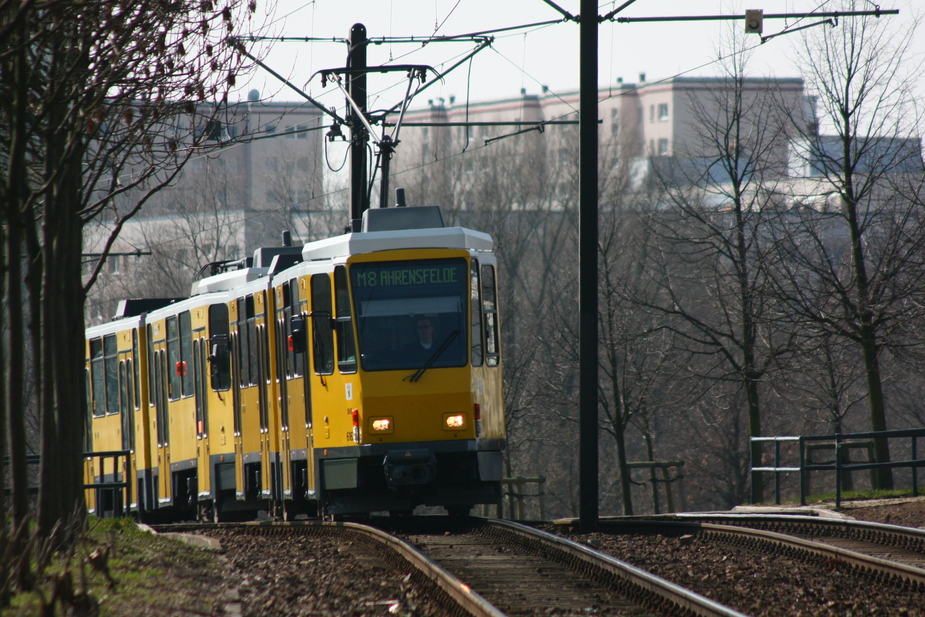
[402,317,435,363]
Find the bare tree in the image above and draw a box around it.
[0,0,255,548]
[638,43,799,504]
[770,2,925,488]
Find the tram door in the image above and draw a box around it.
[255,291,273,499]
[118,346,137,511]
[193,322,211,503]
[276,277,313,505]
[233,294,270,500]
[275,284,292,499]
[151,334,171,505]
[229,301,245,499]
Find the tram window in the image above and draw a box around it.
[350,258,468,372]
[132,330,140,409]
[278,282,290,381]
[311,274,334,375]
[119,361,133,451]
[200,339,209,434]
[481,265,500,366]
[166,316,181,401]
[126,359,136,418]
[335,266,357,374]
[209,304,231,391]
[194,340,205,436]
[470,259,483,367]
[90,338,105,418]
[292,280,305,376]
[235,299,245,387]
[286,279,305,378]
[245,296,259,387]
[180,311,193,397]
[147,324,155,406]
[84,369,92,449]
[119,361,128,416]
[104,335,119,415]
[247,320,259,386]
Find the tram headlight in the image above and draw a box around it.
[444,414,466,430]
[369,417,393,433]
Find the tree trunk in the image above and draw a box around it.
[860,328,892,489]
[4,35,33,586]
[844,167,892,489]
[614,418,634,516]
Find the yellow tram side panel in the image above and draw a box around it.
[472,363,505,440]
[277,274,315,496]
[132,324,154,479]
[189,302,235,499]
[263,290,285,494]
[84,318,150,513]
[204,301,235,459]
[165,311,202,471]
[472,253,506,441]
[233,291,266,490]
[146,316,171,502]
[229,286,286,499]
[302,263,361,452]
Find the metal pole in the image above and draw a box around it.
[799,437,806,506]
[775,440,781,505]
[578,0,599,533]
[379,137,393,208]
[348,23,368,226]
[913,436,918,497]
[835,434,842,509]
[750,439,756,504]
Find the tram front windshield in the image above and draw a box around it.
[351,258,468,372]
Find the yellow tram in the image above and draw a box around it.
[84,206,506,519]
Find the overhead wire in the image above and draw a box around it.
[95,2,851,264]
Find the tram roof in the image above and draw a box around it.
[302,226,493,261]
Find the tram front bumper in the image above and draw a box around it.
[383,449,437,488]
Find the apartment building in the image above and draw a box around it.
[389,75,810,197]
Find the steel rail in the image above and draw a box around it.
[594,516,925,590]
[483,519,749,617]
[335,521,506,617]
[611,513,925,554]
[152,521,504,617]
[698,522,925,589]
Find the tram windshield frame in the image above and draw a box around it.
[350,258,469,372]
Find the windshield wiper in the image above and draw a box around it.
[404,329,460,383]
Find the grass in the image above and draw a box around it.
[6,517,228,617]
[755,487,920,507]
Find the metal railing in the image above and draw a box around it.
[626,460,686,514]
[751,428,925,508]
[2,450,132,517]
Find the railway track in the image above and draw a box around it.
[154,519,744,617]
[150,514,925,616]
[391,517,745,617]
[552,515,925,616]
[696,514,925,571]
[597,515,925,583]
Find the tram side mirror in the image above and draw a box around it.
[289,316,307,354]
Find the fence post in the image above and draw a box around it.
[799,437,806,506]
[774,439,782,505]
[835,434,842,509]
[749,438,756,504]
[913,436,918,498]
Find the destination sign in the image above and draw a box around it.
[353,263,462,288]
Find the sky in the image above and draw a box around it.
[235,0,924,116]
